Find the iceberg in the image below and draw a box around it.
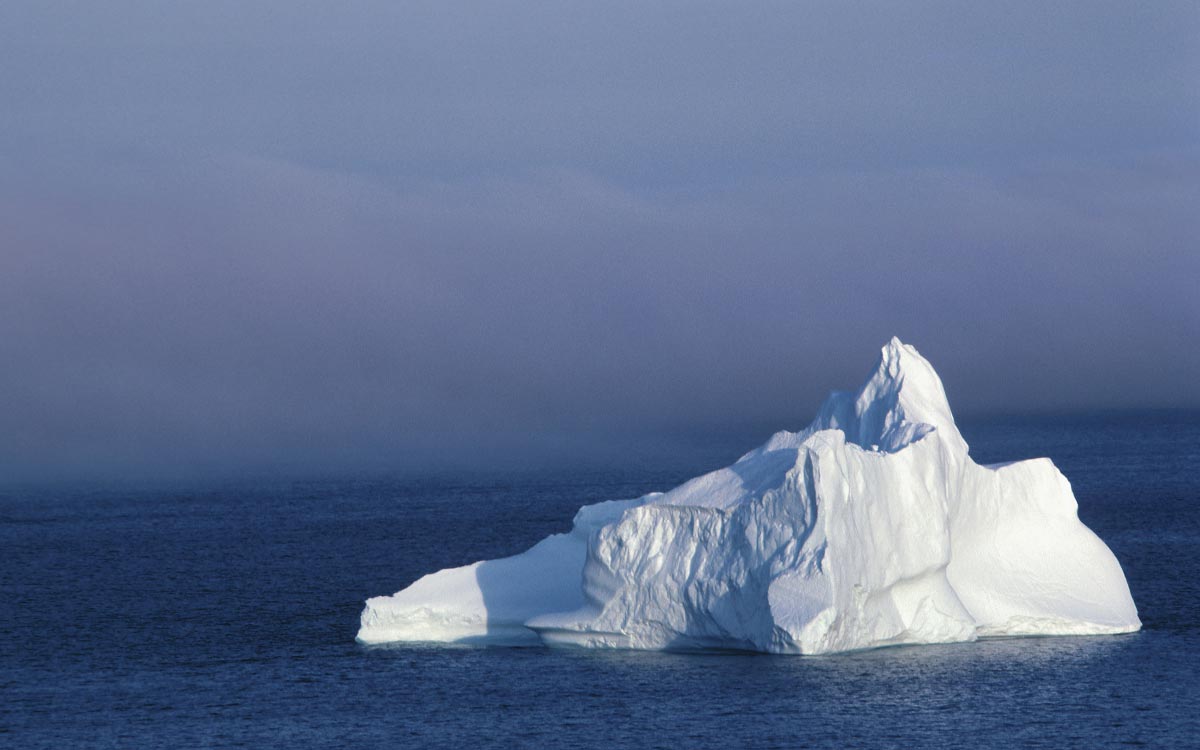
[358,338,1140,654]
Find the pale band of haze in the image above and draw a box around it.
[1,2,1197,482]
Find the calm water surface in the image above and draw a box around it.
[2,413,1198,748]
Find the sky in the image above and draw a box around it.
[1,1,1198,482]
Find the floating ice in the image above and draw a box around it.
[357,338,1140,654]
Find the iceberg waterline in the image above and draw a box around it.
[358,338,1140,654]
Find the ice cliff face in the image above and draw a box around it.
[358,338,1140,654]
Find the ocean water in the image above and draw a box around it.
[2,412,1198,748]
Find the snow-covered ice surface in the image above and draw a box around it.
[358,339,1140,654]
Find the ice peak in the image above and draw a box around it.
[812,338,967,454]
[873,335,945,388]
[879,335,908,368]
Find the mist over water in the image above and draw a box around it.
[2,2,1198,483]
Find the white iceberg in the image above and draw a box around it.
[358,338,1140,654]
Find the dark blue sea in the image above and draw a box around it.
[3,412,1199,748]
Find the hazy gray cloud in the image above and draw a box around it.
[1,2,1197,481]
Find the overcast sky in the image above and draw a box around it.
[2,2,1198,481]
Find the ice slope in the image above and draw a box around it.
[357,338,1140,654]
